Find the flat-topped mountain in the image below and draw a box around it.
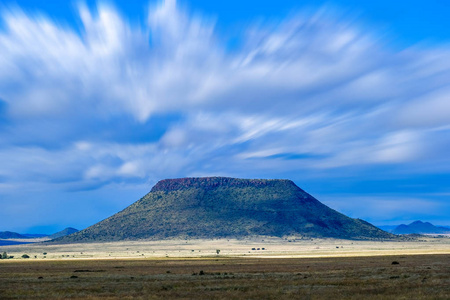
[393,221,450,235]
[56,177,394,242]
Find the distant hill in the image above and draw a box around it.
[0,231,27,239]
[376,225,397,233]
[392,221,450,235]
[21,233,49,238]
[49,227,79,239]
[0,229,77,241]
[55,177,394,243]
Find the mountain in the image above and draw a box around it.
[49,227,79,239]
[392,221,450,235]
[0,232,49,239]
[376,225,397,233]
[0,231,27,239]
[55,177,394,243]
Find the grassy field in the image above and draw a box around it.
[1,254,449,299]
[1,238,449,299]
[2,236,450,260]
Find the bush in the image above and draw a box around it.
[1,252,7,259]
[22,254,30,259]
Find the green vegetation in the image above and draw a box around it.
[55,177,394,243]
[21,254,30,259]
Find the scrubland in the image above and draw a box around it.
[1,254,449,299]
[1,237,449,299]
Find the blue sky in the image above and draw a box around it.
[1,0,450,234]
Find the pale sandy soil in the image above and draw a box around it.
[1,236,449,261]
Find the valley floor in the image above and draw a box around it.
[1,237,450,260]
[1,254,449,299]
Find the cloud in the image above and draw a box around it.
[1,1,450,230]
[320,195,450,225]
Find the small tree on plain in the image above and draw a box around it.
[216,249,220,255]
[1,252,7,259]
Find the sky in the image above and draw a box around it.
[1,0,450,234]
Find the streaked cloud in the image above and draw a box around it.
[1,1,450,230]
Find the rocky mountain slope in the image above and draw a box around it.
[56,177,394,242]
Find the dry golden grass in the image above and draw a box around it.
[1,238,449,299]
[2,236,450,260]
[0,254,449,299]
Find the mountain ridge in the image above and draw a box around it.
[151,177,294,192]
[392,220,450,234]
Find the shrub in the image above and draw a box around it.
[1,252,7,259]
[22,254,30,259]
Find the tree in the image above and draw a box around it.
[22,254,30,259]
[1,252,7,259]
[216,249,220,255]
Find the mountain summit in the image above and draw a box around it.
[392,221,450,235]
[48,227,79,239]
[56,177,393,242]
